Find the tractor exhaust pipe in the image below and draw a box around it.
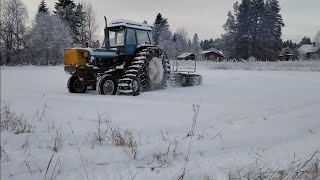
[104,16,110,49]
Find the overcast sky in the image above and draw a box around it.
[24,0,320,43]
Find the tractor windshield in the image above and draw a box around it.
[109,29,124,47]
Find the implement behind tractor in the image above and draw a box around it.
[64,17,202,96]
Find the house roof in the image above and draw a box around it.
[177,53,195,59]
[201,48,225,57]
[108,19,153,31]
[279,47,298,56]
[297,44,319,54]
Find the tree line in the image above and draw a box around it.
[0,0,98,65]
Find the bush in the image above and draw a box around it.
[1,103,33,134]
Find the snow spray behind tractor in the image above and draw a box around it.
[63,17,202,96]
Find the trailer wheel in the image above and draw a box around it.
[97,74,118,95]
[67,76,87,93]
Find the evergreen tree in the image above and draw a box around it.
[221,0,284,61]
[282,40,298,49]
[37,0,49,16]
[187,40,192,52]
[191,33,201,55]
[249,0,265,59]
[264,0,284,60]
[222,10,237,58]
[152,13,168,45]
[200,39,210,50]
[157,28,175,59]
[236,0,251,59]
[75,3,86,46]
[299,36,312,45]
[54,0,77,42]
[152,13,177,58]
[173,29,188,57]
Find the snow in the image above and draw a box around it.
[1,65,320,179]
[298,44,319,54]
[177,53,194,59]
[109,19,153,31]
[201,48,224,57]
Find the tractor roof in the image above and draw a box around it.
[108,19,153,31]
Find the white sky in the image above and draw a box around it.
[23,0,320,43]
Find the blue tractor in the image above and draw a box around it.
[64,18,201,96]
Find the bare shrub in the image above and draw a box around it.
[18,135,31,154]
[0,146,11,162]
[178,104,200,180]
[85,113,137,154]
[229,151,320,180]
[33,101,48,122]
[51,130,63,153]
[23,159,42,175]
[202,173,212,180]
[0,103,33,134]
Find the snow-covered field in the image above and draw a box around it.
[1,65,320,180]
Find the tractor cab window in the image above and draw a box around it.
[136,30,150,45]
[126,28,137,44]
[148,31,154,44]
[109,29,124,47]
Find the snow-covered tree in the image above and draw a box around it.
[28,14,72,65]
[83,2,98,47]
[158,28,176,59]
[187,39,192,52]
[0,0,28,64]
[54,0,77,42]
[191,33,201,56]
[152,13,168,45]
[173,28,188,57]
[152,13,177,58]
[75,3,86,46]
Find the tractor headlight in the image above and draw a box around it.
[90,56,95,63]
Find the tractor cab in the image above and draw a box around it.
[105,19,154,56]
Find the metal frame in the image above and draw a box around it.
[172,58,197,74]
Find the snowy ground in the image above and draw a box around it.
[1,65,320,180]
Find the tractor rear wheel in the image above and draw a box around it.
[118,47,170,95]
[67,76,87,93]
[97,74,118,95]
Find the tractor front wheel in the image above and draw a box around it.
[97,74,118,95]
[67,76,87,93]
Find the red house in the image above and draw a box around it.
[201,49,225,61]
